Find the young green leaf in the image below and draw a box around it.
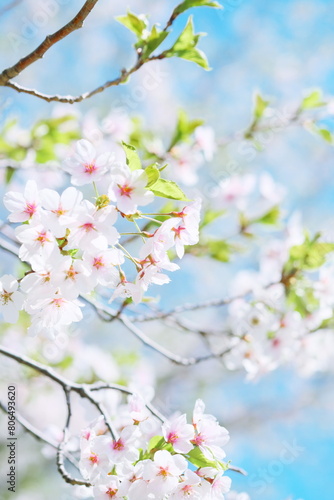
[200,209,226,228]
[187,446,228,470]
[150,178,189,201]
[252,206,280,226]
[287,237,334,271]
[165,17,211,70]
[318,128,333,144]
[169,109,203,149]
[145,164,160,187]
[5,166,15,184]
[140,26,169,58]
[254,93,270,119]
[172,0,223,17]
[116,11,148,38]
[122,142,142,170]
[301,90,326,110]
[148,436,165,452]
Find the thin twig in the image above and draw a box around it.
[0,0,100,85]
[0,400,81,471]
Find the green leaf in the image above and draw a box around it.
[318,128,333,143]
[288,238,334,271]
[172,0,223,17]
[145,164,160,187]
[165,16,211,70]
[254,93,270,119]
[200,209,226,228]
[151,178,189,201]
[122,142,142,170]
[188,239,240,262]
[141,25,169,58]
[187,446,227,470]
[116,11,148,38]
[253,206,280,226]
[5,166,15,184]
[206,239,235,262]
[306,123,333,145]
[286,284,319,317]
[148,436,165,452]
[301,90,326,110]
[170,109,203,149]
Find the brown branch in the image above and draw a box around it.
[0,0,170,104]
[4,55,164,104]
[0,0,99,86]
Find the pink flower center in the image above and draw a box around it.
[106,488,118,497]
[112,439,125,451]
[82,430,91,440]
[192,434,205,446]
[182,484,194,495]
[84,163,97,174]
[24,202,37,217]
[158,466,170,478]
[172,226,185,238]
[35,231,50,244]
[167,432,179,444]
[89,453,99,464]
[118,184,133,198]
[272,338,281,348]
[93,257,104,269]
[51,298,64,308]
[80,222,96,232]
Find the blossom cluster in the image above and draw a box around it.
[208,214,334,379]
[79,397,232,500]
[0,139,201,337]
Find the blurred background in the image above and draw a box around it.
[0,0,334,499]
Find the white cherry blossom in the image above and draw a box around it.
[0,275,24,323]
[108,165,154,214]
[4,180,41,223]
[64,139,115,186]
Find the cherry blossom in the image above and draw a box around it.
[171,469,202,499]
[16,223,57,262]
[96,426,140,465]
[0,275,24,323]
[64,139,115,186]
[142,450,188,497]
[40,186,83,237]
[108,165,154,214]
[162,413,195,453]
[65,201,119,251]
[3,180,41,223]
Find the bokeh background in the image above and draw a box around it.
[1,1,334,499]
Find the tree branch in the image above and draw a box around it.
[3,54,166,103]
[0,0,100,86]
[0,0,170,104]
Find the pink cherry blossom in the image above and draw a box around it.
[4,180,41,223]
[162,414,194,453]
[64,139,115,186]
[108,165,154,214]
[143,450,188,497]
[40,186,83,237]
